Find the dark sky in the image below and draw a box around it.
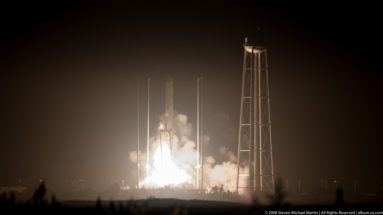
[1,1,382,192]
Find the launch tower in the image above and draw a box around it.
[236,38,275,194]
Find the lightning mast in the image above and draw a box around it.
[196,77,200,189]
[146,77,151,178]
[200,76,204,190]
[137,78,140,189]
[196,76,204,190]
[236,38,275,194]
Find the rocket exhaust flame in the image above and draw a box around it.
[130,112,243,192]
[140,140,193,187]
[140,113,195,188]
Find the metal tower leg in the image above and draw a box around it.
[236,38,255,194]
[259,49,275,193]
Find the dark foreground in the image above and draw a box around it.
[1,198,383,215]
[1,182,383,214]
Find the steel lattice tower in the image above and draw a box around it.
[236,38,275,194]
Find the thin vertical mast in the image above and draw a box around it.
[200,76,204,190]
[196,77,200,189]
[146,77,151,178]
[137,77,140,189]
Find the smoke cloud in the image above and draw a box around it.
[129,112,240,192]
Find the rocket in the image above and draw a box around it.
[164,77,174,130]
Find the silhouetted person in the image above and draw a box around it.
[8,193,15,208]
[335,186,344,206]
[33,181,46,204]
[270,178,287,206]
[50,194,61,208]
[109,200,116,215]
[0,192,6,207]
[96,197,103,214]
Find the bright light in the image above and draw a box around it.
[140,140,193,188]
[129,113,239,192]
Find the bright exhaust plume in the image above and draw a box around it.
[129,113,241,192]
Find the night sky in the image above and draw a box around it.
[1,1,382,194]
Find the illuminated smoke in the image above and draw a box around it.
[129,112,241,192]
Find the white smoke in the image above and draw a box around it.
[129,112,241,192]
[203,156,238,192]
[219,146,236,163]
[174,114,192,136]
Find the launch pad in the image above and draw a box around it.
[134,38,274,196]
